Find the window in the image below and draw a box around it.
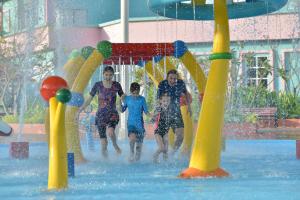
[60,9,87,26]
[244,54,270,88]
[18,0,39,30]
[0,8,3,33]
[3,9,12,33]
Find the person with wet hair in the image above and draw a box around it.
[156,69,192,155]
[78,66,124,158]
[152,93,171,163]
[120,82,150,162]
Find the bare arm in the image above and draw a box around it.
[78,95,93,113]
[145,112,153,120]
[118,95,127,113]
[120,94,126,101]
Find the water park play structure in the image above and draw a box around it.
[61,41,206,164]
[148,0,289,178]
[37,0,290,190]
[40,76,72,189]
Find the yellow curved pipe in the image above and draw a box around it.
[144,61,164,86]
[63,55,86,164]
[45,55,85,148]
[63,55,86,87]
[180,0,230,178]
[180,105,193,155]
[176,53,207,155]
[66,49,104,163]
[179,51,207,94]
[157,57,174,78]
[48,97,68,190]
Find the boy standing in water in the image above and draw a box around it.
[121,82,150,162]
[152,93,171,163]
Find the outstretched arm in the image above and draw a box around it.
[142,97,153,118]
[78,95,93,117]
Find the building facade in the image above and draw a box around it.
[0,0,299,93]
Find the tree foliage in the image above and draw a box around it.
[0,28,54,120]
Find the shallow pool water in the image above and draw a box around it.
[0,139,299,200]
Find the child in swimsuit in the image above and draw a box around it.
[121,82,150,162]
[152,93,171,163]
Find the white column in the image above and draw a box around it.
[118,0,130,140]
[121,0,129,43]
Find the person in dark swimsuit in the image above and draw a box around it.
[157,69,192,154]
[78,66,125,158]
[152,93,171,163]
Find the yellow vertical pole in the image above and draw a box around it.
[45,107,50,147]
[48,98,57,150]
[48,99,68,190]
[175,53,207,155]
[192,0,206,6]
[180,0,231,178]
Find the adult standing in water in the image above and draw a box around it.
[78,66,125,158]
[156,69,192,154]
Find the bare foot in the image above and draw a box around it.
[153,154,159,163]
[75,157,88,164]
[128,154,135,163]
[135,153,141,162]
[102,149,108,158]
[163,153,168,161]
[115,147,122,155]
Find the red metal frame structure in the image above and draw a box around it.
[103,43,175,65]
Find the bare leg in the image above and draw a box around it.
[129,133,136,162]
[162,134,168,161]
[153,134,165,163]
[100,138,108,158]
[172,127,184,154]
[135,142,143,161]
[107,127,121,154]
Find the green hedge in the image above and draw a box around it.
[226,86,300,122]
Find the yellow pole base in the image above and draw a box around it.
[179,167,229,179]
